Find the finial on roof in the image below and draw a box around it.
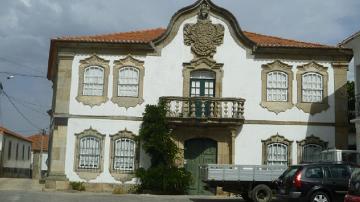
[198,1,210,20]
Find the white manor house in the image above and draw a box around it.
[45,0,353,193]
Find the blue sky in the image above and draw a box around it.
[0,0,359,135]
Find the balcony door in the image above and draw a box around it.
[190,70,215,117]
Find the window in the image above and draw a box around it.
[118,67,139,97]
[267,143,288,165]
[28,146,31,160]
[302,144,322,163]
[302,72,323,103]
[112,55,145,108]
[76,55,110,107]
[297,135,327,163]
[296,62,329,114]
[16,143,19,160]
[267,71,288,102]
[262,134,293,166]
[329,166,350,179]
[8,141,12,160]
[113,138,136,171]
[78,136,101,169]
[22,144,25,160]
[261,60,293,114]
[305,167,323,179]
[83,66,104,96]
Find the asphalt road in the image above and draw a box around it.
[0,191,252,202]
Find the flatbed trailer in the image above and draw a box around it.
[201,164,287,202]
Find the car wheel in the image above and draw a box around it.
[310,191,330,202]
[251,184,272,202]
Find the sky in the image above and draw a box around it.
[0,0,359,136]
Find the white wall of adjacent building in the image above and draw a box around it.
[1,134,32,169]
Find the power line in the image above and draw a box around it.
[0,71,47,79]
[0,56,44,74]
[3,91,42,130]
[11,98,49,117]
[9,95,50,109]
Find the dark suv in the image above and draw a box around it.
[276,162,359,202]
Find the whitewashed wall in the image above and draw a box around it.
[1,135,32,169]
[64,14,338,183]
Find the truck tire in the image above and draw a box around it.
[251,184,272,202]
[241,192,253,202]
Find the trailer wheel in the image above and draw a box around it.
[251,184,272,202]
[241,192,253,202]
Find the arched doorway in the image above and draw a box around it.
[184,138,217,195]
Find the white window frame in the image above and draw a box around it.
[302,144,323,163]
[118,67,139,97]
[78,136,101,169]
[266,71,288,102]
[83,66,105,96]
[267,143,288,165]
[302,72,323,103]
[113,138,136,172]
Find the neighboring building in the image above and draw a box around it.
[28,134,49,179]
[46,0,353,193]
[0,127,32,178]
[341,31,360,151]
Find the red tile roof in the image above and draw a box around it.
[54,27,334,48]
[28,134,49,152]
[0,127,32,143]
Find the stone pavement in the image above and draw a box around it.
[0,178,44,191]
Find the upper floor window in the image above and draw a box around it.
[78,136,101,169]
[76,55,110,107]
[83,66,104,96]
[118,67,139,97]
[302,72,323,103]
[261,61,293,114]
[8,141,12,160]
[267,71,288,102]
[113,138,136,172]
[28,146,31,160]
[22,144,25,160]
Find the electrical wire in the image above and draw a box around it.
[0,71,47,79]
[9,95,50,109]
[3,91,42,130]
[0,56,45,74]
[11,98,49,117]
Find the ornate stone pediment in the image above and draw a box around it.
[184,2,224,60]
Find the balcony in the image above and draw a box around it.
[160,96,245,126]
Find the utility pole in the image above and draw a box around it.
[39,129,45,179]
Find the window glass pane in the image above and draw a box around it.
[330,166,350,179]
[113,138,136,171]
[305,167,323,179]
[302,73,323,103]
[303,144,322,163]
[83,66,104,96]
[118,67,139,97]
[190,70,215,79]
[79,136,100,169]
[266,71,288,102]
[267,143,288,165]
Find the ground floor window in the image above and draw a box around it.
[297,135,327,163]
[262,134,293,166]
[113,138,136,171]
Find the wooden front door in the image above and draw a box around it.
[184,138,217,195]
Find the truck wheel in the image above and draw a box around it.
[241,192,253,202]
[251,184,272,202]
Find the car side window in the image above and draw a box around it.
[329,166,350,179]
[305,167,323,179]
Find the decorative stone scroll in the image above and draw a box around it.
[184,2,224,60]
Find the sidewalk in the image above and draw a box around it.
[0,178,44,191]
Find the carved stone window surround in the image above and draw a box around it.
[76,55,110,107]
[112,55,145,108]
[297,135,328,163]
[74,128,105,181]
[260,60,294,114]
[109,129,139,182]
[296,62,329,114]
[262,134,293,166]
[183,58,223,98]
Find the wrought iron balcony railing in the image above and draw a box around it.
[160,96,245,122]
